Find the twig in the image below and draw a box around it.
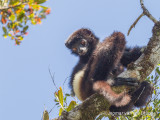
[140,0,158,23]
[48,66,58,90]
[63,77,69,93]
[49,104,56,114]
[127,13,144,36]
[0,2,28,10]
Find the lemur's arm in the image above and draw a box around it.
[90,32,126,81]
[120,47,145,67]
[88,32,137,107]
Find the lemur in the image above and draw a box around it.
[65,28,153,112]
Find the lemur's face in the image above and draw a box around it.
[71,39,89,56]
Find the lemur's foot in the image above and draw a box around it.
[113,77,139,86]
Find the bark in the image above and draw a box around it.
[59,93,110,120]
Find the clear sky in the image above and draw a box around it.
[0,0,160,120]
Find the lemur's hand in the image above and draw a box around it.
[112,77,139,87]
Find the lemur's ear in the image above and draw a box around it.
[81,29,92,36]
[65,41,69,47]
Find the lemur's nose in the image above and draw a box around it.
[79,49,83,53]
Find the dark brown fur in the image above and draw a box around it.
[65,28,153,112]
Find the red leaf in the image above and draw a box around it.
[45,8,51,15]
[1,18,7,24]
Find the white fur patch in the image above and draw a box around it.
[106,79,114,86]
[73,69,85,101]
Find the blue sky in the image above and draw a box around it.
[0,0,160,120]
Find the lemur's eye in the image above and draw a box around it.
[72,48,77,52]
[81,40,86,45]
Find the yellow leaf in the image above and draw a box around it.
[59,108,63,116]
[43,110,49,120]
[4,35,7,38]
[66,101,76,112]
[58,87,63,107]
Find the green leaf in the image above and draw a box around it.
[151,75,153,79]
[41,5,48,10]
[156,67,160,75]
[2,27,7,35]
[9,0,20,5]
[65,93,70,97]
[154,90,156,95]
[18,24,23,28]
[66,101,76,112]
[54,98,58,102]
[34,0,47,4]
[23,25,29,32]
[9,14,16,22]
[17,12,25,22]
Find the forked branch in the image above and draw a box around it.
[127,13,144,36]
[140,0,158,23]
[128,0,158,35]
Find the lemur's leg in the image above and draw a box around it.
[132,81,153,107]
[93,77,141,110]
[109,81,153,112]
[93,81,131,107]
[88,32,133,107]
[120,47,144,67]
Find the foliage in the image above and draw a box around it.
[0,0,50,45]
[54,87,77,116]
[42,87,77,120]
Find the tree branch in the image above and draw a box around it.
[59,93,110,120]
[140,0,158,23]
[127,13,144,36]
[128,0,158,35]
[120,22,160,80]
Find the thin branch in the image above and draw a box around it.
[0,2,28,10]
[140,0,158,23]
[49,104,56,114]
[63,77,69,93]
[48,66,58,90]
[127,13,144,36]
